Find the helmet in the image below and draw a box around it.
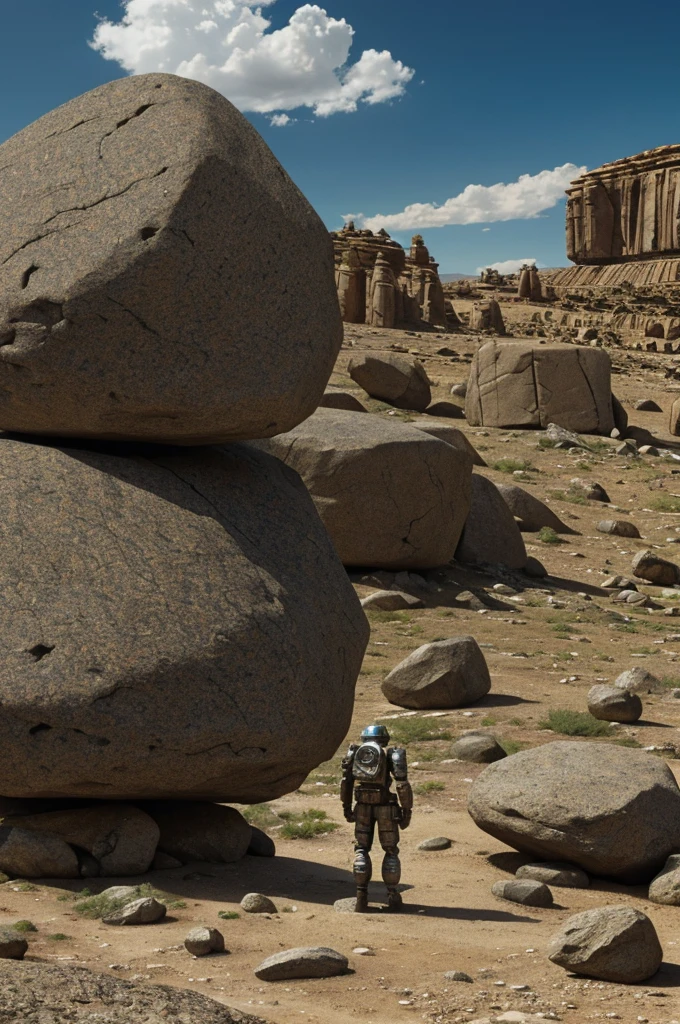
[361,724,390,746]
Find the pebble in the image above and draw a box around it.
[491,879,554,907]
[184,926,226,957]
[444,970,473,982]
[352,946,375,955]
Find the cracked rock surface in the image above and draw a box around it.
[254,407,473,570]
[0,73,340,443]
[0,437,368,801]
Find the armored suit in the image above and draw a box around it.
[341,724,413,912]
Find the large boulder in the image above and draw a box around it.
[348,354,431,411]
[465,342,614,434]
[382,636,491,709]
[467,741,680,882]
[632,548,680,586]
[495,484,574,534]
[455,474,527,569]
[0,438,368,802]
[139,802,251,864]
[547,906,662,983]
[255,409,472,570]
[0,74,341,444]
[409,418,487,466]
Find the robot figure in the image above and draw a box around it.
[341,724,413,912]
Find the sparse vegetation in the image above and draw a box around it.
[365,610,411,624]
[539,709,612,737]
[74,883,185,920]
[243,803,285,829]
[414,781,445,795]
[548,488,588,505]
[12,920,37,933]
[47,933,70,941]
[278,808,339,840]
[492,458,534,474]
[480,717,496,726]
[381,717,452,744]
[218,910,240,920]
[649,494,680,513]
[538,526,564,545]
[500,739,524,756]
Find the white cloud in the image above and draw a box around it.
[269,112,293,126]
[482,227,490,232]
[90,0,414,117]
[354,163,586,231]
[476,258,537,276]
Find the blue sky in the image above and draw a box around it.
[2,0,680,273]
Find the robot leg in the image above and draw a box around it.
[353,803,375,912]
[377,804,402,910]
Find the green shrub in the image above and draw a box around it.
[47,933,70,941]
[279,809,339,840]
[500,739,524,756]
[75,883,185,919]
[242,803,282,829]
[414,781,445,795]
[381,717,452,744]
[548,488,587,506]
[365,610,411,624]
[538,527,563,545]
[217,910,240,920]
[539,709,611,737]
[492,458,534,474]
[649,495,680,513]
[12,920,37,933]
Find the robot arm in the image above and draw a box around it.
[391,747,413,830]
[341,744,358,822]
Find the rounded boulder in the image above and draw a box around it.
[382,636,491,709]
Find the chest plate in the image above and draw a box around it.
[352,741,388,784]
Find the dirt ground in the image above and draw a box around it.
[6,302,680,1024]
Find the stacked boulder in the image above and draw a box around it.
[0,74,369,877]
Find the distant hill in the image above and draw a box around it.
[440,273,477,282]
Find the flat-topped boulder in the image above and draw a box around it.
[0,74,341,444]
[0,437,368,801]
[465,342,615,434]
[255,409,472,570]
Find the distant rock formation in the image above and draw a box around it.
[331,224,448,328]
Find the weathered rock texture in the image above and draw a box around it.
[332,225,447,328]
[0,961,265,1022]
[467,741,680,882]
[409,419,486,466]
[138,802,251,864]
[465,342,615,434]
[382,636,491,709]
[456,474,528,569]
[0,73,341,444]
[587,685,642,723]
[348,354,431,411]
[255,409,472,570]
[547,906,662,983]
[496,484,574,534]
[0,438,368,801]
[469,298,505,334]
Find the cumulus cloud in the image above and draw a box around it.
[269,113,293,126]
[355,164,586,231]
[90,0,414,117]
[476,258,537,276]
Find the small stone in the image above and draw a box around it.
[634,400,661,412]
[184,926,225,956]
[648,853,680,905]
[418,837,452,851]
[613,667,662,694]
[352,946,375,955]
[254,946,348,981]
[491,879,553,907]
[240,892,277,914]
[334,897,357,913]
[450,383,467,397]
[443,970,473,982]
[454,590,487,610]
[588,685,642,723]
[450,733,506,764]
[0,929,28,960]
[102,897,167,926]
[516,862,590,888]
[360,590,424,611]
[638,445,660,456]
[597,520,641,538]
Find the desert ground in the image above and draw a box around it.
[4,299,680,1024]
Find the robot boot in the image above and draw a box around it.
[382,848,402,910]
[353,846,372,913]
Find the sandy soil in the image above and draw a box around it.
[5,304,680,1024]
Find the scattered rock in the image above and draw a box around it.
[425,401,465,419]
[3,804,159,877]
[569,478,611,502]
[0,74,341,444]
[184,927,226,957]
[0,440,368,803]
[240,893,277,915]
[632,548,680,586]
[587,685,642,723]
[333,897,357,913]
[0,931,28,961]
[0,961,266,1022]
[102,897,167,926]
[418,837,452,851]
[465,342,614,433]
[255,408,473,570]
[450,732,507,764]
[360,590,424,611]
[348,353,431,411]
[515,862,589,888]
[454,590,488,610]
[597,520,641,538]
[456,474,528,570]
[613,666,663,694]
[444,970,473,982]
[491,879,553,907]
[496,484,574,534]
[254,947,348,981]
[545,423,592,450]
[648,853,680,905]
[634,399,662,412]
[382,636,491,709]
[0,826,79,879]
[319,390,367,413]
[247,828,276,859]
[470,298,506,335]
[524,556,548,578]
[547,905,662,982]
[468,740,680,882]
[450,383,468,398]
[409,419,486,466]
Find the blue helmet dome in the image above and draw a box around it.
[361,724,390,745]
